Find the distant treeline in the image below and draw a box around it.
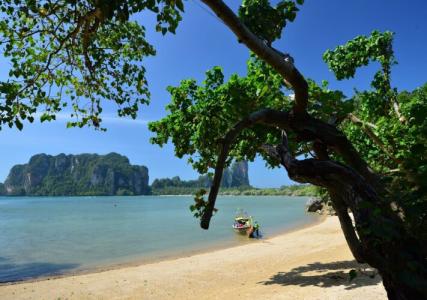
[151,161,250,191]
[151,184,318,196]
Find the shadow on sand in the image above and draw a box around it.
[258,260,381,290]
[0,257,79,283]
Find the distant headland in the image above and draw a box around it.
[0,153,150,196]
[0,153,315,197]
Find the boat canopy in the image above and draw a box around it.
[234,208,249,218]
[235,216,250,221]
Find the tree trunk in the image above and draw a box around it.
[329,194,365,263]
[274,136,427,300]
[381,270,427,300]
[312,141,366,264]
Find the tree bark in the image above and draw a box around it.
[200,0,308,114]
[311,142,366,264]
[274,132,427,300]
[330,194,366,263]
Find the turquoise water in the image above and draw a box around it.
[0,195,318,282]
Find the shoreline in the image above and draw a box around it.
[0,216,386,300]
[0,194,315,197]
[0,214,325,286]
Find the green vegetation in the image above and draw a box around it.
[0,0,426,297]
[152,185,317,197]
[151,161,250,194]
[0,0,183,130]
[323,33,427,243]
[2,153,149,196]
[220,185,317,196]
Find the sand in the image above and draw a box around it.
[0,217,387,300]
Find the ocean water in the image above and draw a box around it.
[0,195,319,282]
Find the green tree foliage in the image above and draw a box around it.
[238,0,303,45]
[149,56,293,173]
[152,175,210,190]
[323,31,395,81]
[152,184,318,196]
[0,183,5,195]
[0,0,184,130]
[151,161,250,195]
[323,31,427,240]
[190,189,217,219]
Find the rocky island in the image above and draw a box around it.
[0,153,150,196]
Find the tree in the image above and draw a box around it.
[150,1,427,299]
[1,1,426,299]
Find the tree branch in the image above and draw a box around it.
[200,107,384,228]
[348,113,400,165]
[200,0,308,114]
[311,141,366,263]
[332,196,366,263]
[199,0,382,189]
[200,109,289,229]
[348,113,377,129]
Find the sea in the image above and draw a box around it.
[0,195,320,282]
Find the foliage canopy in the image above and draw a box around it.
[0,0,183,130]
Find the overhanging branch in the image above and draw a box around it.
[200,0,308,114]
[199,0,381,189]
[200,109,290,229]
[200,107,383,228]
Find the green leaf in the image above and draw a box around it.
[176,0,184,12]
[14,119,23,131]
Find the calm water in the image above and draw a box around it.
[0,195,318,282]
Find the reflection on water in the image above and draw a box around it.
[0,195,319,282]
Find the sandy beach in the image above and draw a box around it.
[0,216,387,300]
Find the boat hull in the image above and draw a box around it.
[232,226,250,234]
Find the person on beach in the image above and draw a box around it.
[248,221,260,238]
[248,226,255,238]
[253,221,260,238]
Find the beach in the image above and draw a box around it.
[0,216,386,300]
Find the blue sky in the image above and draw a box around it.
[0,0,426,187]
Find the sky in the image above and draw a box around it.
[0,0,426,187]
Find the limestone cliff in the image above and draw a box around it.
[2,153,149,196]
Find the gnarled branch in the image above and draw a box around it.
[200,109,289,229]
[200,108,382,228]
[199,0,381,189]
[200,0,308,114]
